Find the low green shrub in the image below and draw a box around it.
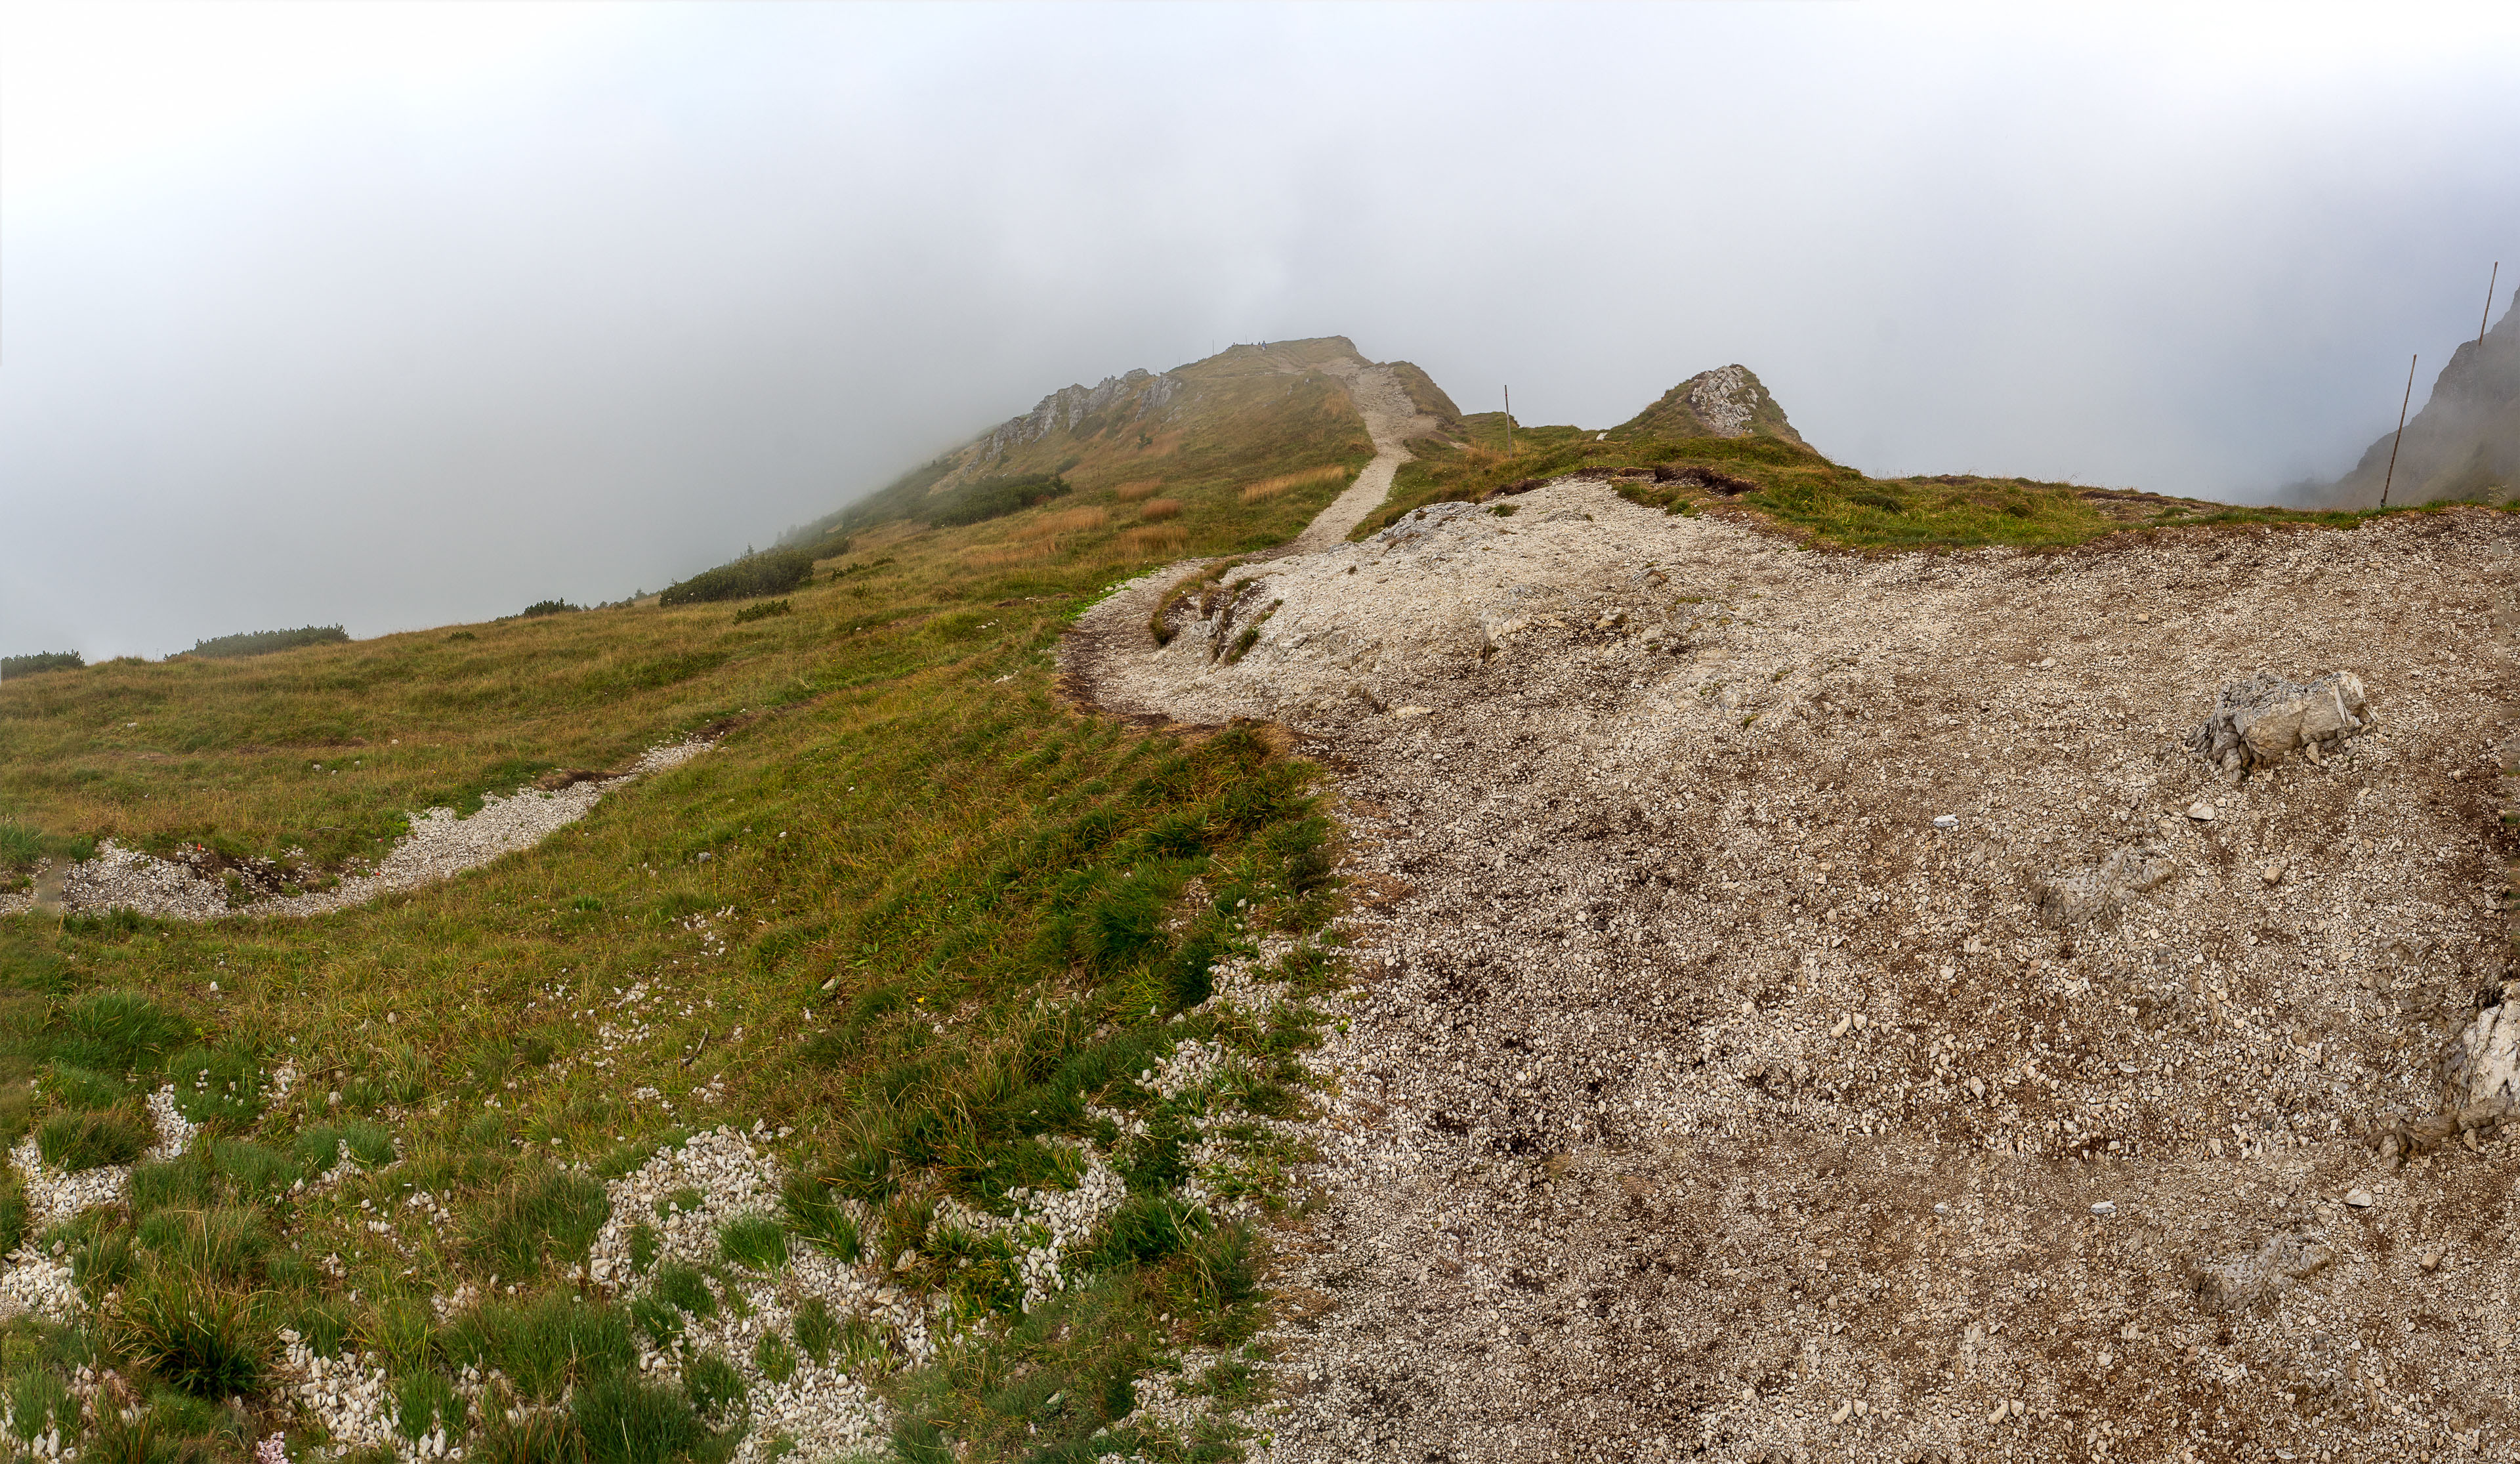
[0,652,83,677]
[731,600,792,625]
[922,472,1070,528]
[658,549,814,607]
[513,601,580,619]
[185,625,349,659]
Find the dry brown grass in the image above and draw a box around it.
[1112,479,1165,503]
[1138,499,1183,523]
[1113,524,1189,560]
[1238,463,1350,504]
[1015,507,1110,541]
[965,543,1057,570]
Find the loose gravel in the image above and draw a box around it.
[1066,479,2520,1462]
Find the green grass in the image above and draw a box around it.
[0,482,1350,1461]
[1363,411,2497,552]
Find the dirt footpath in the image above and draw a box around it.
[1068,484,2520,1462]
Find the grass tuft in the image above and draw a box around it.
[38,1108,148,1171]
[717,1214,787,1272]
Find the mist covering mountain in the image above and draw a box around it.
[2306,288,2520,507]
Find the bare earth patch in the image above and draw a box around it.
[1067,481,2520,1461]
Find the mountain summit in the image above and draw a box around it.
[1608,364,1808,447]
[2322,288,2520,506]
[799,337,1457,541]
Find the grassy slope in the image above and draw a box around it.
[1358,410,2457,550]
[0,511,1351,1461]
[795,339,1378,558]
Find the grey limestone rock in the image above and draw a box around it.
[2437,1001,2520,1116]
[2184,671,2374,780]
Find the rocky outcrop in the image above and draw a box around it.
[2183,671,2374,781]
[2317,287,2520,507]
[1609,364,1809,447]
[980,369,1183,458]
[2438,1001,2520,1116]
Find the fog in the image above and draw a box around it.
[5,3,2517,659]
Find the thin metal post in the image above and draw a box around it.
[2380,353,2417,507]
[2483,262,2501,346]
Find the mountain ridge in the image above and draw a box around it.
[2317,287,2520,507]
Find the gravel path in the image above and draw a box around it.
[1067,482,2520,1461]
[1278,360,1436,557]
[13,738,709,922]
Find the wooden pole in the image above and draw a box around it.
[2483,262,2501,345]
[2380,353,2417,507]
[1504,386,1513,455]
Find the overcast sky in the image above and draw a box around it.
[6,3,2517,659]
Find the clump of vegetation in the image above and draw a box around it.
[186,625,350,659]
[731,599,792,625]
[1360,413,2437,552]
[511,600,581,619]
[37,1109,149,1171]
[1148,558,1244,645]
[1,652,83,677]
[659,548,816,607]
[924,472,1073,528]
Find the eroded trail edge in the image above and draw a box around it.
[1071,481,2520,1462]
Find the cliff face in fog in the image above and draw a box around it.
[2314,289,2520,507]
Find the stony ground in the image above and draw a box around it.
[1066,482,2520,1463]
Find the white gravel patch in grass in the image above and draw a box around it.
[14,1085,198,1229]
[54,738,711,921]
[276,1331,406,1461]
[0,1252,81,1324]
[935,1139,1131,1314]
[583,1127,927,1463]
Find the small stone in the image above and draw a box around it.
[2091,1200,2117,1217]
[1393,705,1434,719]
[2262,863,2283,885]
[2187,802,2216,822]
[1933,1202,1949,1216]
[1933,814,1958,829]
[2344,1189,2374,1209]
[2420,1246,2444,1271]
